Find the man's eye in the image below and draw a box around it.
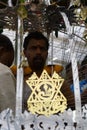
[40,47,47,51]
[30,47,36,50]
[29,47,47,51]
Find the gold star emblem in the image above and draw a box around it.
[26,70,67,116]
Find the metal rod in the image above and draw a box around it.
[15,16,24,118]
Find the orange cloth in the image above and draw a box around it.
[10,64,63,76]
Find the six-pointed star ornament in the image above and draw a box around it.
[26,70,67,116]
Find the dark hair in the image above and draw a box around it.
[23,31,49,50]
[0,34,14,52]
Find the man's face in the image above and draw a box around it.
[24,39,48,72]
[0,47,14,67]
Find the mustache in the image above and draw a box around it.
[34,56,43,61]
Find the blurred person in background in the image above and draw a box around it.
[0,34,16,114]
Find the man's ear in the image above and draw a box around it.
[46,51,48,58]
[0,46,4,50]
[0,46,4,54]
[23,49,26,57]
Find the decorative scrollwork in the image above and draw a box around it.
[26,70,67,116]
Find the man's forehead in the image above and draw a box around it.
[28,39,46,46]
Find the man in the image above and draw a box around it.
[0,34,16,114]
[23,31,75,112]
[23,31,49,111]
[23,31,49,77]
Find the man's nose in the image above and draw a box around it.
[36,47,41,54]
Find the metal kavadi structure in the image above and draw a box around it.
[0,0,87,130]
